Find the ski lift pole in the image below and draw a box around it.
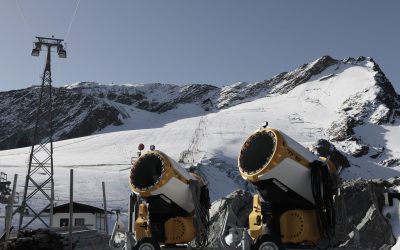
[5,174,18,243]
[102,181,109,235]
[69,169,73,250]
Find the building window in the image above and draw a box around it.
[60,218,69,227]
[75,218,85,226]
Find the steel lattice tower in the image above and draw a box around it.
[18,37,66,230]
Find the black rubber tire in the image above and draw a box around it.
[252,235,283,250]
[133,238,160,250]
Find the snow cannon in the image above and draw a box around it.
[129,150,210,249]
[238,127,337,249]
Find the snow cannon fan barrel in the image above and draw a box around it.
[130,150,199,213]
[238,127,336,207]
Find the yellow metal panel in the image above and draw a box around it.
[164,217,196,244]
[248,194,264,240]
[134,203,152,241]
[280,209,320,244]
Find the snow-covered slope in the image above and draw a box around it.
[2,55,397,153]
[1,56,399,238]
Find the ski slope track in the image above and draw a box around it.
[1,56,400,247]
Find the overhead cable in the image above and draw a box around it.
[65,0,81,42]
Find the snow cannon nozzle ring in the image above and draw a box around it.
[130,153,165,191]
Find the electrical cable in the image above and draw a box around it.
[188,180,210,249]
[14,0,33,38]
[310,160,336,249]
[200,197,230,248]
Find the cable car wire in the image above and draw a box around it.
[64,0,81,42]
[14,0,33,38]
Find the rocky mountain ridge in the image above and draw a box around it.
[0,56,398,152]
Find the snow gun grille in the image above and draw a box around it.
[239,130,276,175]
[130,153,165,191]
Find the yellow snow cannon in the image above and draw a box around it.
[129,150,210,249]
[238,127,337,249]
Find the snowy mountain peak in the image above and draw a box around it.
[0,56,398,157]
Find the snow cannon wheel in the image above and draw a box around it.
[134,238,160,250]
[252,235,282,250]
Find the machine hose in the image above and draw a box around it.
[310,160,336,241]
[188,180,210,249]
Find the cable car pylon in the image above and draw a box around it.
[17,36,67,230]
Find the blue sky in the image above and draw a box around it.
[0,0,399,92]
